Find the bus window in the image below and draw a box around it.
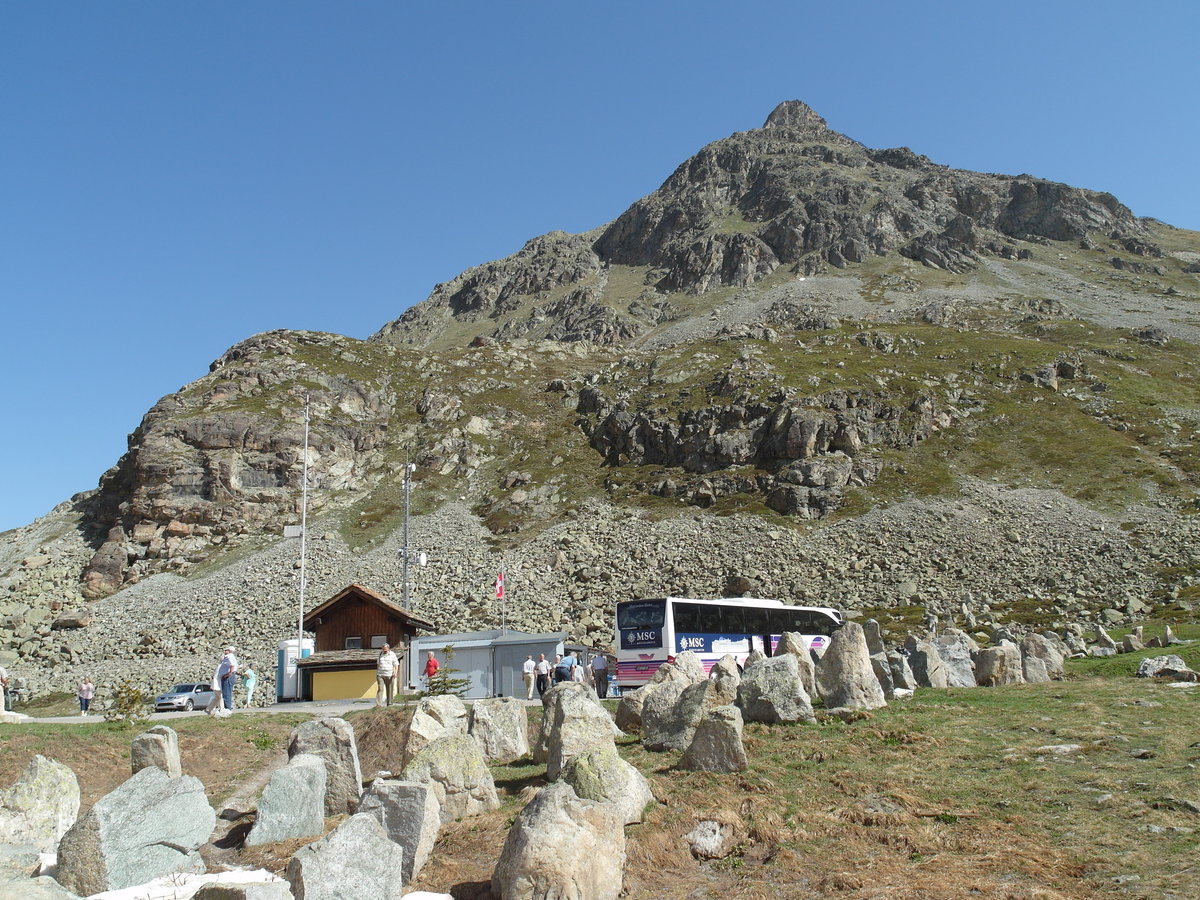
[743,607,770,637]
[617,600,665,630]
[720,606,746,635]
[768,609,792,635]
[674,603,703,633]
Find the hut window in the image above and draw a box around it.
[344,637,363,650]
[370,635,388,649]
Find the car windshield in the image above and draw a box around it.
[171,685,193,693]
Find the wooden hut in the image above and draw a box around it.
[296,583,433,701]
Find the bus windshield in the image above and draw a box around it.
[616,599,665,630]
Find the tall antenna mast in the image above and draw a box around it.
[297,393,310,656]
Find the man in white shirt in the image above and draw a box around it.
[376,643,399,707]
[0,665,9,712]
[534,653,551,698]
[521,655,536,700]
[217,648,239,710]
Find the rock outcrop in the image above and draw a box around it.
[358,779,442,886]
[288,717,363,816]
[285,812,405,900]
[491,782,625,900]
[245,753,327,847]
[56,766,216,896]
[131,724,182,778]
[401,734,500,824]
[469,696,529,764]
[0,755,80,853]
[736,654,816,724]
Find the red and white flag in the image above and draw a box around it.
[495,572,505,599]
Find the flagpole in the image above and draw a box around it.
[498,563,507,634]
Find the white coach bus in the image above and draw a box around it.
[614,596,842,690]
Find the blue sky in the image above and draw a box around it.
[2,1,1197,532]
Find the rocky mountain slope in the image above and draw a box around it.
[3,100,1200,698]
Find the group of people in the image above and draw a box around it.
[210,647,258,711]
[521,652,609,699]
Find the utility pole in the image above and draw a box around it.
[401,462,414,609]
[400,462,426,609]
[297,394,310,660]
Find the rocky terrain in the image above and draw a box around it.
[3,100,1200,701]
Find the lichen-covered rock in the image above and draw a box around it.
[469,696,529,764]
[285,812,404,900]
[643,678,723,752]
[131,724,182,778]
[401,734,499,824]
[861,619,886,657]
[678,705,747,773]
[535,681,614,761]
[870,654,895,700]
[536,682,618,780]
[0,754,80,853]
[288,717,363,816]
[56,766,215,896]
[671,650,706,683]
[1023,654,1050,683]
[682,815,746,860]
[245,753,326,847]
[491,782,625,900]
[817,622,887,710]
[403,695,469,766]
[560,744,655,825]
[358,779,441,885]
[192,880,295,900]
[735,654,815,724]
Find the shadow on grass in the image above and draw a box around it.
[490,758,548,796]
[450,879,494,899]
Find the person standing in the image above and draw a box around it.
[0,664,9,712]
[534,653,551,697]
[77,677,95,715]
[376,644,399,706]
[555,651,576,684]
[590,654,609,699]
[521,655,536,700]
[242,664,258,708]
[217,647,239,710]
[423,651,440,689]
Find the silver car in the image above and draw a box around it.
[154,682,215,712]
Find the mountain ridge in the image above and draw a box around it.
[2,100,1199,698]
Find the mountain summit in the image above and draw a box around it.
[762,99,829,130]
[374,100,1139,351]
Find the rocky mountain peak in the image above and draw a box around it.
[762,99,828,131]
[375,101,1142,352]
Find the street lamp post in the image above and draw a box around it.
[400,463,426,609]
